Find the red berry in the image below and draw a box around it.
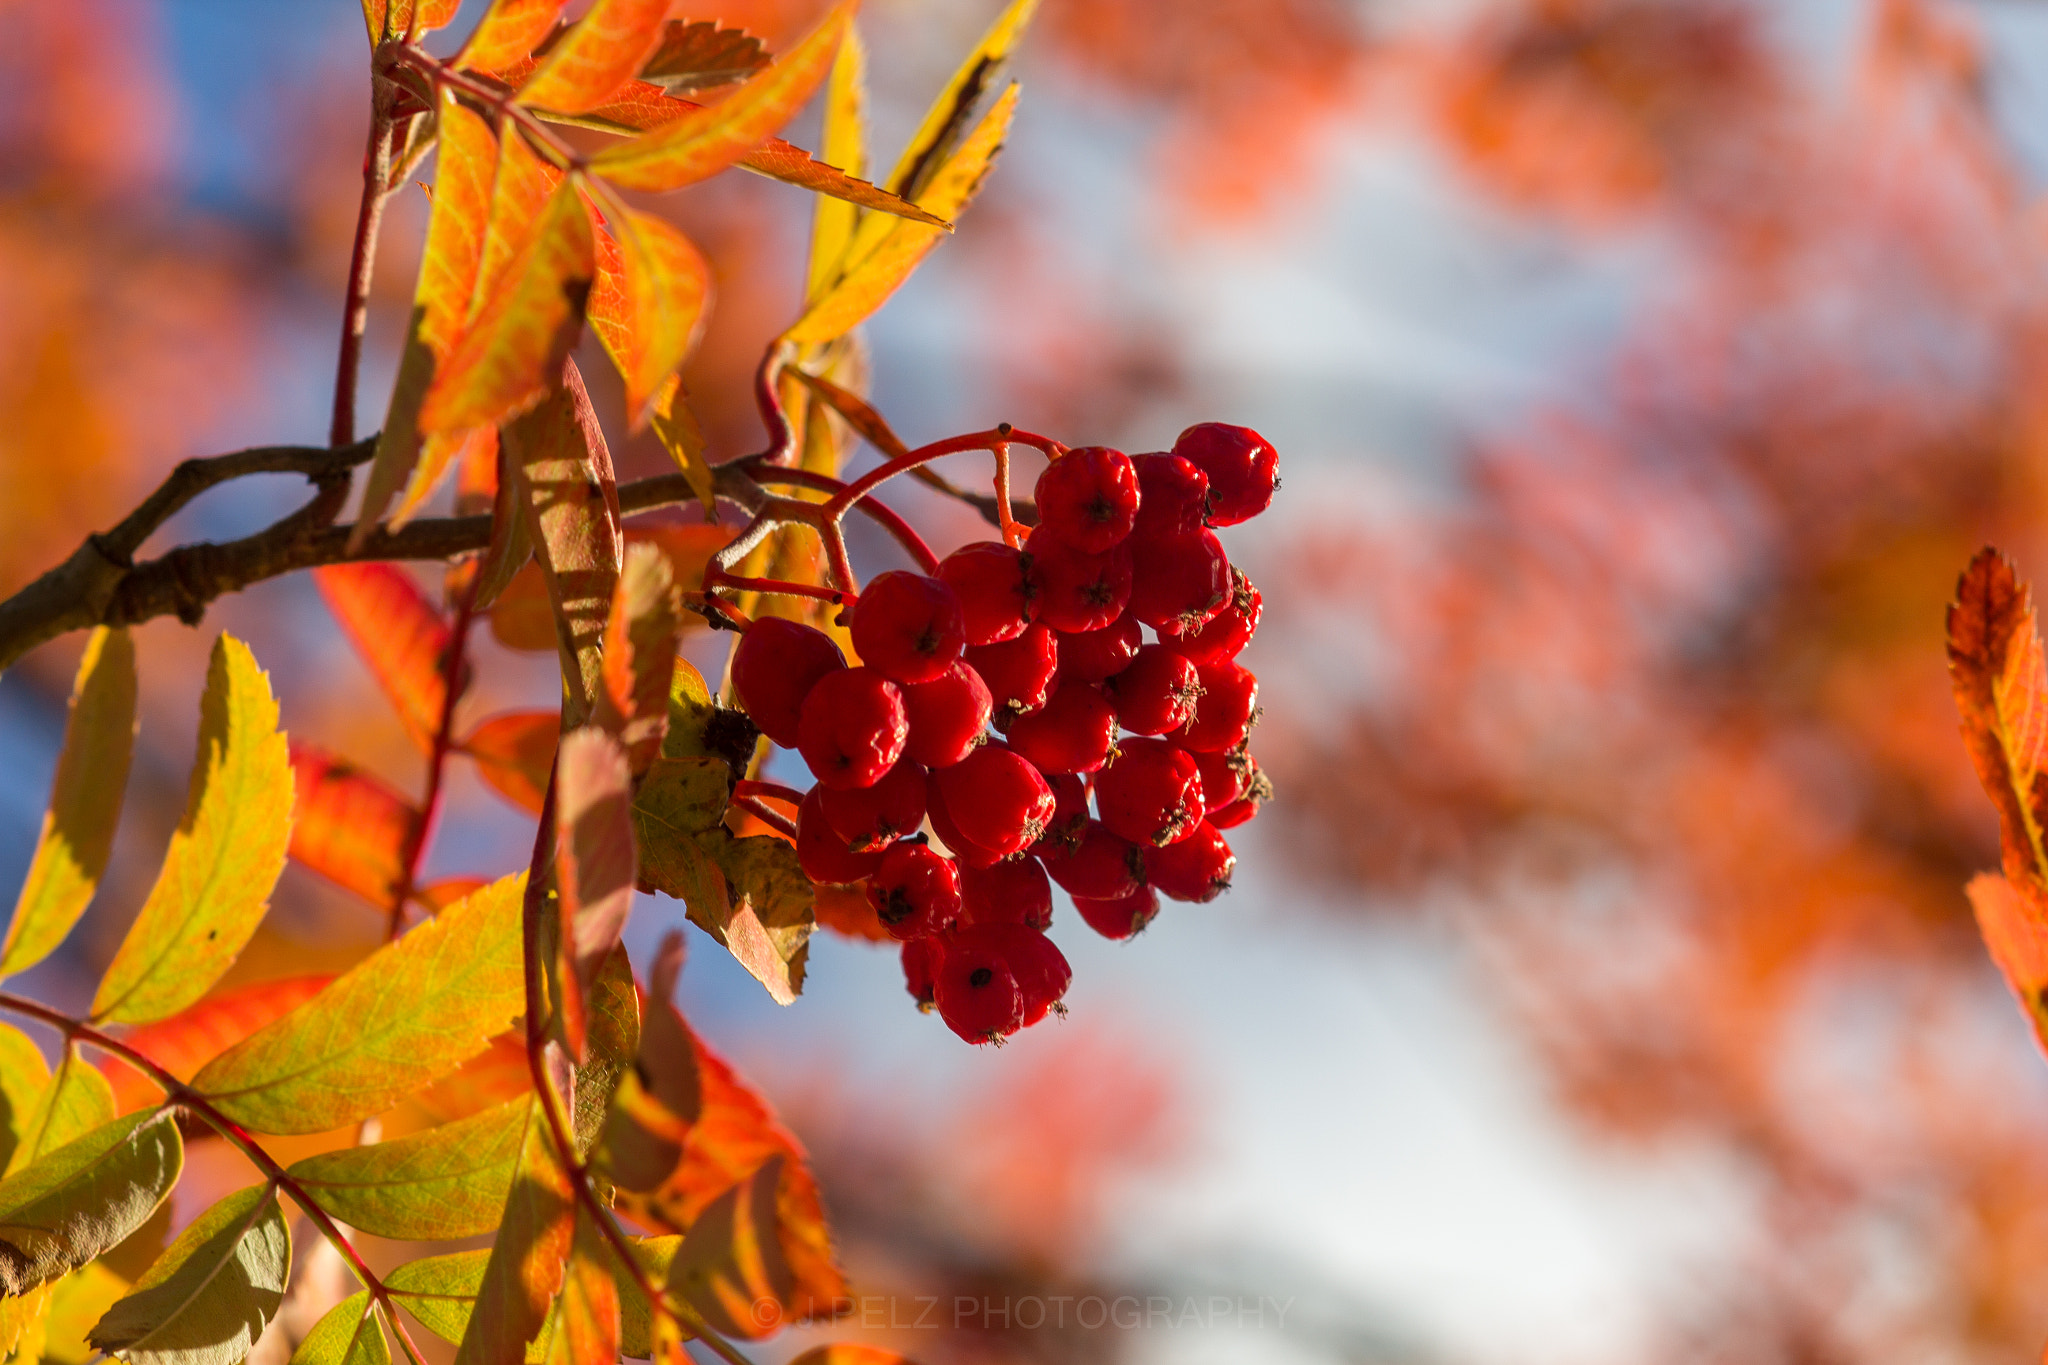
[1031,772,1091,855]
[1056,613,1142,683]
[867,842,964,940]
[1127,528,1230,632]
[1025,527,1133,633]
[1159,568,1261,664]
[902,937,941,1008]
[1146,820,1234,902]
[934,935,1024,1043]
[1107,645,1202,736]
[1073,886,1159,941]
[1172,422,1277,526]
[732,617,845,747]
[1191,748,1247,817]
[1038,819,1143,901]
[938,541,1033,646]
[797,786,887,885]
[797,667,908,790]
[1130,453,1209,539]
[1169,660,1257,753]
[960,857,1054,931]
[1005,680,1118,775]
[849,571,967,684]
[1094,738,1203,847]
[966,624,1059,721]
[899,661,992,768]
[1208,757,1271,829]
[821,758,928,851]
[984,924,1071,1025]
[1035,446,1140,553]
[935,745,1056,857]
[925,772,1005,870]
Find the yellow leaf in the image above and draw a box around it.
[806,26,867,304]
[91,636,292,1027]
[0,627,135,979]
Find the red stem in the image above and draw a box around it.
[731,794,800,839]
[330,108,399,448]
[751,467,941,573]
[387,572,481,939]
[703,569,852,609]
[824,427,1064,521]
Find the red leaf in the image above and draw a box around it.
[464,710,559,814]
[97,976,332,1114]
[314,563,459,750]
[288,741,420,908]
[1948,547,2048,890]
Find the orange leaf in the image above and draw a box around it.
[666,1157,796,1338]
[454,1099,575,1365]
[598,542,681,774]
[629,524,730,595]
[420,177,595,437]
[517,0,672,116]
[588,205,711,429]
[414,0,463,35]
[419,877,489,912]
[396,1033,532,1132]
[555,727,637,1059]
[458,0,567,74]
[313,563,458,750]
[288,741,420,908]
[464,710,559,815]
[489,561,559,653]
[96,976,332,1114]
[1969,873,2048,1055]
[788,1349,918,1365]
[474,124,567,318]
[1947,547,2048,889]
[587,4,850,193]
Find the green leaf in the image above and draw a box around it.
[190,875,527,1135]
[6,1046,114,1178]
[0,1110,181,1296]
[0,1025,51,1176]
[0,626,136,980]
[570,947,641,1162]
[696,832,813,1006]
[86,1184,290,1365]
[290,1292,388,1365]
[284,1100,527,1241]
[600,933,696,1194]
[91,635,293,1026]
[384,1250,491,1348]
[37,1260,132,1365]
[451,1099,574,1365]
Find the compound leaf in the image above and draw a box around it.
[516,0,671,115]
[191,875,527,1135]
[0,626,135,980]
[290,1292,388,1365]
[286,1099,526,1241]
[86,1183,290,1365]
[313,564,457,750]
[288,743,419,909]
[0,1110,181,1297]
[92,635,292,1027]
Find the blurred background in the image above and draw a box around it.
[7,0,2048,1360]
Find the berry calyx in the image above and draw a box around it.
[1191,747,1247,817]
[1093,738,1204,847]
[1129,453,1210,540]
[1038,819,1144,901]
[849,571,967,684]
[966,624,1060,722]
[1145,820,1234,902]
[867,842,964,940]
[1031,772,1091,855]
[821,758,928,851]
[797,667,909,790]
[1158,567,1261,664]
[1172,422,1278,526]
[1035,446,1140,553]
[1025,526,1133,634]
[1056,614,1142,683]
[731,617,845,748]
[797,786,886,885]
[1126,528,1230,632]
[1107,645,1203,736]
[1073,885,1160,941]
[960,856,1055,931]
[934,935,1025,1043]
[899,661,993,768]
[1005,679,1118,775]
[1169,660,1258,753]
[934,744,1056,857]
[1208,757,1272,830]
[938,541,1033,646]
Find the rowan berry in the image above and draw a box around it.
[960,856,1054,931]
[1031,772,1091,854]
[1158,567,1261,664]
[902,936,941,1008]
[1126,528,1230,632]
[1025,526,1133,634]
[821,758,928,851]
[987,924,1072,1025]
[1093,738,1204,847]
[1107,645,1202,736]
[1172,422,1278,526]
[731,617,845,748]
[1072,885,1160,941]
[924,772,1005,870]
[899,661,992,768]
[934,744,1056,857]
[797,786,886,885]
[1005,680,1118,774]
[938,541,1033,646]
[1191,748,1246,817]
[1208,758,1272,830]
[1146,820,1234,903]
[1129,453,1209,539]
[1038,819,1144,901]
[849,571,967,684]
[867,842,964,940]
[934,936,1025,1043]
[965,624,1059,721]
[1035,446,1140,553]
[1169,660,1258,753]
[1056,613,1142,683]
[797,667,908,790]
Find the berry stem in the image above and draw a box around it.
[750,466,941,573]
[705,568,850,608]
[734,779,806,807]
[732,794,799,838]
[824,427,1065,522]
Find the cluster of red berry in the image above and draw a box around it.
[732,424,1277,1044]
